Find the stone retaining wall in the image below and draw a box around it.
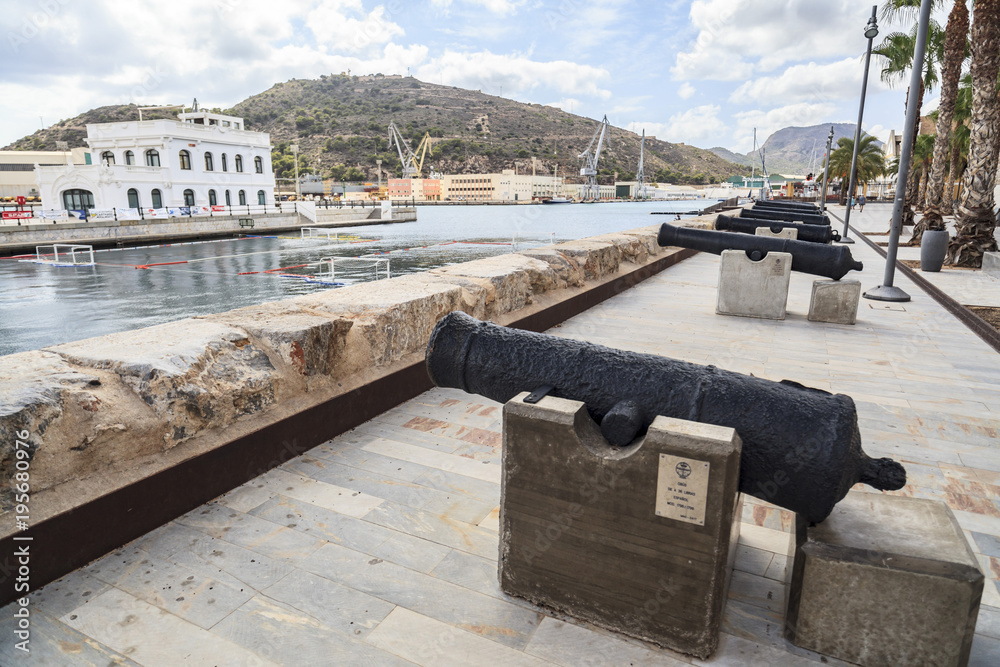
[0,215,710,537]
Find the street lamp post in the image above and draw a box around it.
[819,125,834,214]
[839,5,880,244]
[865,0,932,302]
[290,144,301,201]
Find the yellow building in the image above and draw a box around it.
[0,148,89,200]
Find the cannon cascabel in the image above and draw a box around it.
[425,311,906,524]
[657,223,862,280]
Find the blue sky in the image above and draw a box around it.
[1,0,949,153]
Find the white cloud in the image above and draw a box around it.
[628,105,727,146]
[729,58,885,106]
[308,2,405,54]
[732,102,837,152]
[678,82,696,99]
[672,0,873,81]
[546,98,582,114]
[417,50,612,100]
[431,0,527,15]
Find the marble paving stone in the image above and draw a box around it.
[368,533,452,573]
[412,466,502,504]
[365,606,550,667]
[260,568,394,638]
[977,605,1000,640]
[764,553,790,582]
[216,481,278,514]
[212,594,411,667]
[81,546,252,630]
[737,524,793,556]
[733,545,774,577]
[299,542,543,650]
[308,442,433,482]
[176,502,327,563]
[285,455,437,508]
[0,607,141,666]
[252,467,385,517]
[27,569,111,619]
[250,495,398,554]
[364,438,502,484]
[429,549,503,599]
[163,529,296,593]
[62,587,275,667]
[362,499,499,559]
[727,570,785,614]
[970,634,1000,667]
[524,617,689,667]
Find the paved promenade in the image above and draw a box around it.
[3,210,999,665]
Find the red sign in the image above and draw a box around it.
[3,211,33,220]
[16,196,26,206]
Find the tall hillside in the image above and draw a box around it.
[710,123,871,177]
[5,74,747,185]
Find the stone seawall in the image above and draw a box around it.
[0,206,417,255]
[0,214,710,600]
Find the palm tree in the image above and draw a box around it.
[873,13,944,226]
[913,133,936,208]
[945,76,974,208]
[914,0,970,243]
[949,0,1000,267]
[827,134,887,204]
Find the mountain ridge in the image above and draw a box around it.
[710,123,875,176]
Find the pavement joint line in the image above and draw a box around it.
[829,209,1000,355]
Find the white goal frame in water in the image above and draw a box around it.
[301,228,361,241]
[321,256,390,282]
[35,244,95,267]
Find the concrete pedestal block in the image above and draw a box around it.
[716,249,791,320]
[500,393,743,659]
[786,491,984,667]
[984,251,1000,277]
[755,226,798,240]
[808,279,861,325]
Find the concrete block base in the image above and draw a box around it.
[808,279,861,325]
[716,249,791,320]
[500,393,742,659]
[786,491,984,667]
[755,226,798,240]
[984,251,1000,277]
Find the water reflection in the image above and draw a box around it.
[0,200,706,355]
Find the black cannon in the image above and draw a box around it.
[426,312,906,523]
[753,200,820,213]
[657,223,862,280]
[715,214,840,244]
[745,207,831,226]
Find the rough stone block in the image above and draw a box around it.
[550,239,621,280]
[786,491,984,667]
[587,233,651,264]
[755,226,798,240]
[518,247,586,287]
[984,251,1000,277]
[808,280,861,325]
[431,254,559,315]
[500,393,743,659]
[716,250,791,320]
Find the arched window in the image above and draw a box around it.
[225,190,231,206]
[204,152,214,171]
[151,189,162,208]
[100,151,115,166]
[221,154,228,172]
[209,189,217,206]
[124,150,135,165]
[238,190,246,205]
[179,150,191,170]
[62,189,94,210]
[257,190,266,205]
[145,149,160,167]
[235,155,243,172]
[127,188,140,208]
[254,156,263,173]
[183,189,195,206]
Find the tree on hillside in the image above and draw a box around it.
[948,0,1000,267]
[874,7,944,226]
[827,134,886,204]
[914,0,970,243]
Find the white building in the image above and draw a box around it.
[35,109,275,212]
[0,148,89,199]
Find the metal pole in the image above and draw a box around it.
[840,5,879,244]
[865,0,931,302]
[820,126,834,214]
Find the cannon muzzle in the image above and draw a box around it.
[426,311,906,523]
[657,223,861,280]
[715,214,840,243]
[753,200,820,213]
[745,207,831,226]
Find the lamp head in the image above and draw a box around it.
[864,16,879,39]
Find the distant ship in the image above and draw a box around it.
[543,197,572,204]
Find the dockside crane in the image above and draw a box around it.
[388,122,435,179]
[578,115,610,200]
[635,129,648,200]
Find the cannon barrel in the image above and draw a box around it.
[753,200,820,213]
[745,207,831,226]
[715,214,840,244]
[425,311,906,523]
[657,223,862,280]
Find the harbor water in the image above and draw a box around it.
[0,200,708,356]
